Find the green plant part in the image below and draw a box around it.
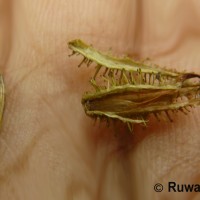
[68,39,200,131]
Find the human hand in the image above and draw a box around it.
[0,1,200,200]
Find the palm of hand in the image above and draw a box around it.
[0,1,200,200]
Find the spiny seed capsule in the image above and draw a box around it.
[68,39,200,132]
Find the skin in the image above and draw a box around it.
[0,0,200,199]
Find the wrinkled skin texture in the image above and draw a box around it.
[0,0,200,200]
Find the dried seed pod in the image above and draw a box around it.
[68,39,200,131]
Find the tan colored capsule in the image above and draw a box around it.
[68,39,200,131]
